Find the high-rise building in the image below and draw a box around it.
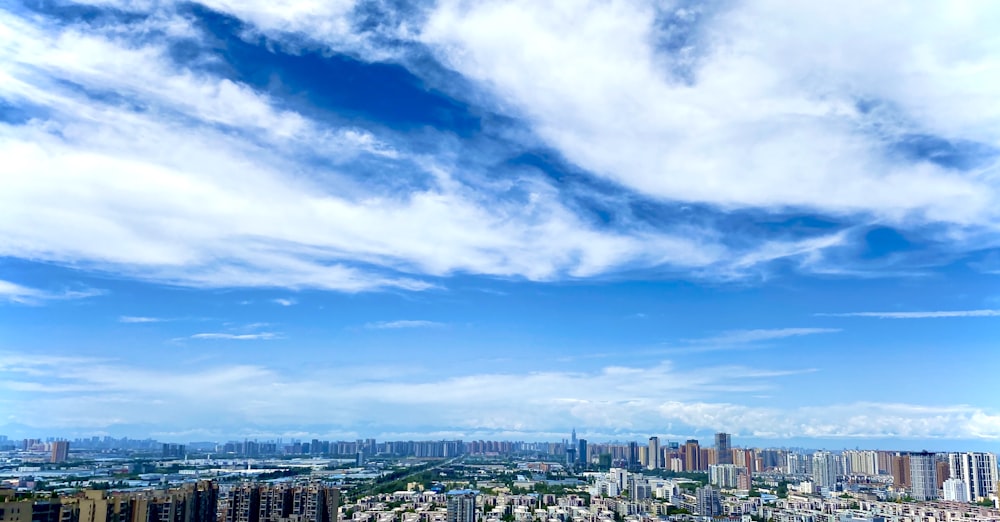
[225,483,338,522]
[891,454,911,488]
[683,440,700,472]
[15,481,220,522]
[786,453,810,475]
[948,452,999,502]
[701,448,716,468]
[877,451,894,475]
[843,450,878,476]
[909,451,938,501]
[936,460,950,490]
[714,433,732,465]
[812,451,838,490]
[578,439,588,465]
[627,442,640,471]
[647,437,660,470]
[446,490,476,522]
[695,486,721,517]
[50,441,69,463]
[709,464,746,488]
[163,443,186,459]
[733,448,753,473]
[943,478,970,502]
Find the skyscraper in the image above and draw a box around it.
[647,436,660,470]
[627,441,640,471]
[891,454,911,488]
[695,486,721,516]
[224,483,338,522]
[812,451,838,490]
[948,452,998,502]
[78,481,219,522]
[578,439,588,465]
[446,491,476,522]
[50,441,69,463]
[714,433,732,465]
[709,464,745,488]
[163,443,186,459]
[909,451,938,501]
[683,440,700,471]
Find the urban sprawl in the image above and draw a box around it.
[1,433,998,522]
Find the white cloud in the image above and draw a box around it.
[365,320,445,329]
[818,309,1000,319]
[272,298,297,307]
[689,327,841,345]
[2,2,995,294]
[0,353,996,440]
[0,279,103,305]
[0,9,735,293]
[419,0,1000,225]
[186,332,278,340]
[654,401,1000,440]
[118,316,166,323]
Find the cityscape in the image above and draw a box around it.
[3,1,1000,522]
[1,432,998,522]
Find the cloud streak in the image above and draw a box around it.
[817,310,1000,319]
[0,353,996,440]
[119,316,167,323]
[689,327,841,345]
[186,332,278,340]
[365,320,445,330]
[0,279,103,305]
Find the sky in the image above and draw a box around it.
[0,0,999,450]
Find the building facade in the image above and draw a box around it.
[695,486,721,517]
[714,433,732,465]
[948,452,999,502]
[943,478,970,502]
[909,451,938,501]
[646,437,659,470]
[224,483,338,522]
[445,491,476,522]
[51,441,70,463]
[812,451,838,490]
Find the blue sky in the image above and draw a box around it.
[0,0,999,449]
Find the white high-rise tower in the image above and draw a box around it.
[948,452,998,502]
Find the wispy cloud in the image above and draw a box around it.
[0,4,955,295]
[1,353,997,440]
[0,279,103,305]
[817,310,1000,319]
[365,320,445,330]
[118,315,166,323]
[187,332,278,341]
[422,1,1000,226]
[272,298,297,307]
[687,328,841,346]
[645,327,842,356]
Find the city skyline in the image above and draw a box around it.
[1,1,1000,445]
[3,432,999,455]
